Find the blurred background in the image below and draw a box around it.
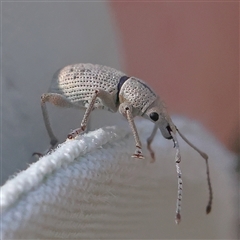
[110,2,239,154]
[1,1,239,238]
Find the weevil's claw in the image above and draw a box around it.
[67,132,76,139]
[132,154,145,159]
[32,141,58,159]
[206,205,211,214]
[67,126,86,140]
[132,147,145,159]
[175,213,181,224]
[150,153,155,163]
[32,149,51,159]
[32,152,43,158]
[147,144,155,163]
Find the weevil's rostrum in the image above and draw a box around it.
[38,63,213,224]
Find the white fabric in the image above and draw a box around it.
[1,118,237,239]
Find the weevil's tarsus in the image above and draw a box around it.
[147,124,158,162]
[176,127,213,214]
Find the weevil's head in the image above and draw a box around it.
[118,77,176,139]
[143,98,176,139]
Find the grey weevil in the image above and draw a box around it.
[38,63,212,224]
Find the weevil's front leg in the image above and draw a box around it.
[68,89,118,139]
[147,124,158,162]
[119,102,144,159]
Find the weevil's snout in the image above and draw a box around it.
[144,99,174,139]
[159,123,173,140]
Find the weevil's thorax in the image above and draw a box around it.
[119,77,157,116]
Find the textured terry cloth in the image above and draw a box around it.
[1,118,237,239]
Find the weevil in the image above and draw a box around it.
[38,63,212,223]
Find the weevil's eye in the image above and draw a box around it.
[149,112,159,121]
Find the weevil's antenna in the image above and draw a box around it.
[176,127,213,215]
[171,132,183,224]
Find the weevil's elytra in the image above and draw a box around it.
[50,64,125,110]
[38,63,213,224]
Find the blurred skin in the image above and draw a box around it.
[110,2,239,153]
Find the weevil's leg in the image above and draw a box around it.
[67,90,99,139]
[33,93,76,157]
[68,89,118,139]
[171,132,183,224]
[86,116,91,133]
[147,124,158,162]
[119,103,144,159]
[176,128,213,214]
[41,93,76,144]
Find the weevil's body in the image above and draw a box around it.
[39,63,212,224]
[50,64,159,118]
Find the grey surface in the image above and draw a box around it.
[1,1,123,184]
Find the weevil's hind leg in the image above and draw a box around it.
[68,89,118,140]
[119,103,144,159]
[176,127,213,214]
[33,93,75,157]
[147,124,158,162]
[170,131,183,224]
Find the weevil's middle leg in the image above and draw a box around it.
[147,124,158,162]
[68,89,100,139]
[67,89,118,140]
